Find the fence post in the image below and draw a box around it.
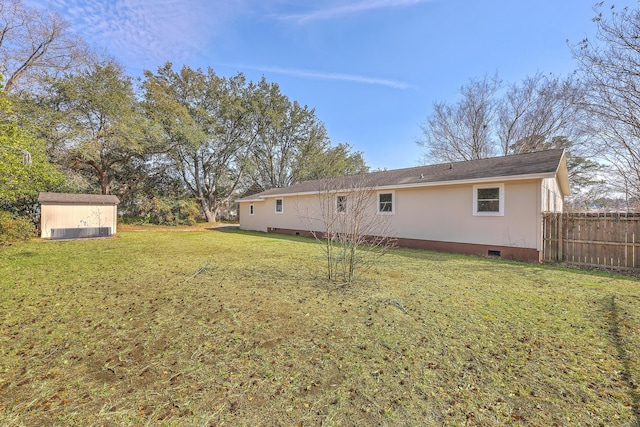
[558,213,563,262]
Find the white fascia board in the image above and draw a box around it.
[237,197,265,203]
[373,172,557,192]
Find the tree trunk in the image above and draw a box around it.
[100,171,110,195]
[212,206,221,223]
[200,198,216,223]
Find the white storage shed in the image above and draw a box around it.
[38,192,120,240]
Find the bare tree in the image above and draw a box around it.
[418,74,500,163]
[497,72,584,155]
[0,0,91,93]
[416,71,602,198]
[297,175,396,285]
[572,3,640,199]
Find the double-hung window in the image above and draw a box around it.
[275,198,283,214]
[473,184,504,216]
[336,195,347,213]
[250,203,254,215]
[377,191,394,214]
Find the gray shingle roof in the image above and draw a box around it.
[238,149,567,201]
[38,192,120,204]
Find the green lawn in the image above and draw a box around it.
[0,228,639,426]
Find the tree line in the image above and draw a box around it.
[0,0,367,227]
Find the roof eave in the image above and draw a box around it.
[237,197,266,203]
[374,172,559,192]
[236,172,560,201]
[37,192,120,204]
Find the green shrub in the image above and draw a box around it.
[140,197,200,226]
[0,210,35,244]
[174,199,200,225]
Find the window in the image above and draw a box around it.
[477,188,499,212]
[275,198,283,213]
[473,184,504,216]
[249,203,254,215]
[336,195,347,213]
[377,192,394,214]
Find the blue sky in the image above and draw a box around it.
[29,0,638,170]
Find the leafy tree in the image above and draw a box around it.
[246,77,327,190]
[137,196,200,226]
[0,86,62,208]
[0,0,92,93]
[246,77,368,191]
[544,136,607,206]
[297,142,368,182]
[32,60,155,195]
[572,2,640,199]
[110,154,173,215]
[143,63,253,222]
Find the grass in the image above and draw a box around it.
[0,227,639,426]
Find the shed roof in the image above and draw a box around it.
[238,149,569,202]
[38,192,120,205]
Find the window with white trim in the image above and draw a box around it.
[377,191,394,214]
[249,203,254,215]
[473,184,504,216]
[336,195,347,213]
[275,198,283,213]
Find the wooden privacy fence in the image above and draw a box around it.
[543,212,640,271]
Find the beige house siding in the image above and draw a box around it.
[239,199,300,233]
[237,150,569,262]
[40,203,118,239]
[239,201,268,232]
[239,179,554,253]
[390,181,541,250]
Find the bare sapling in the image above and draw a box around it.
[297,175,396,285]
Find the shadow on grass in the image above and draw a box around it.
[388,245,481,263]
[605,295,640,426]
[207,227,323,247]
[206,228,640,280]
[392,246,639,279]
[206,229,603,268]
[208,228,456,259]
[206,225,240,232]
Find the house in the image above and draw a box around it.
[237,149,570,262]
[38,192,120,240]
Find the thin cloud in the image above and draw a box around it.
[230,64,413,89]
[43,0,234,67]
[277,0,433,24]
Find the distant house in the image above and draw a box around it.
[38,192,120,240]
[237,149,570,262]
